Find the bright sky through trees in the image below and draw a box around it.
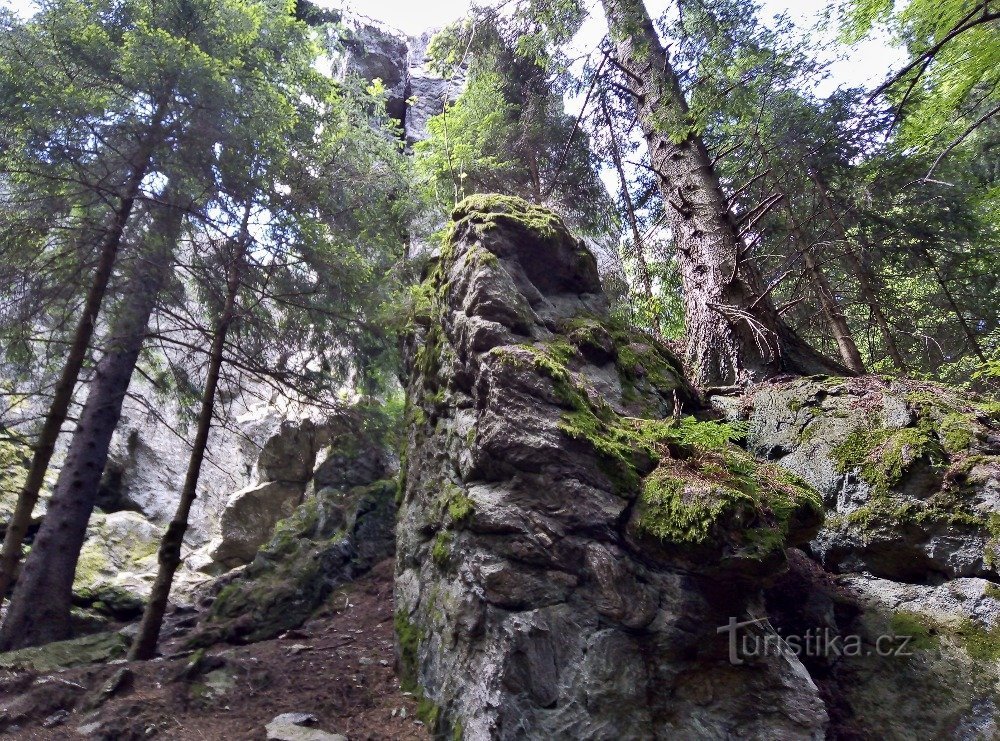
[2,0,903,92]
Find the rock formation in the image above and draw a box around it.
[718,377,1000,737]
[396,195,834,738]
[192,418,397,645]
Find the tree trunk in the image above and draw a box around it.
[918,247,987,363]
[808,170,908,372]
[599,0,847,386]
[600,89,656,333]
[0,134,160,601]
[128,207,248,661]
[0,202,183,651]
[802,248,867,374]
[774,194,866,374]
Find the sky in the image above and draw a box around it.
[1,0,905,93]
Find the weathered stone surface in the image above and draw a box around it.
[396,195,829,739]
[718,376,1000,582]
[71,511,161,619]
[765,549,1000,739]
[265,712,347,741]
[404,30,465,147]
[0,631,128,672]
[193,423,397,645]
[210,481,305,568]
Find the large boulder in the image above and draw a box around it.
[72,511,161,619]
[0,631,129,672]
[396,195,829,738]
[209,481,305,568]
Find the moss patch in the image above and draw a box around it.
[394,609,424,692]
[450,194,566,243]
[431,530,453,567]
[890,611,940,651]
[955,619,1000,661]
[490,335,820,560]
[832,420,944,495]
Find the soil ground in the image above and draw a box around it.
[0,559,427,740]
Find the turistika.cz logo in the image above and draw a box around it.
[717,616,916,665]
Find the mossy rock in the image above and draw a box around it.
[199,478,397,645]
[0,631,129,672]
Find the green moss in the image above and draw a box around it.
[890,611,939,651]
[636,451,822,558]
[447,491,474,524]
[431,530,453,567]
[417,695,441,727]
[451,194,566,243]
[638,471,749,545]
[956,618,1000,661]
[832,419,944,495]
[940,412,975,454]
[452,720,464,740]
[394,609,424,692]
[984,583,1000,600]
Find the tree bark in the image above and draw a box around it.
[802,248,867,374]
[0,202,184,650]
[599,0,848,386]
[773,193,866,374]
[128,206,248,661]
[0,131,161,601]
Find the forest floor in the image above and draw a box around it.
[0,559,428,740]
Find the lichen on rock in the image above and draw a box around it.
[720,376,1000,582]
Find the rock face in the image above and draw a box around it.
[195,422,397,644]
[717,376,1000,582]
[404,30,465,147]
[716,376,1000,737]
[396,196,831,738]
[303,3,464,146]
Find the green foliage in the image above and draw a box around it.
[843,0,1000,156]
[415,11,610,238]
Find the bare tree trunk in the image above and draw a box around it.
[599,0,847,386]
[808,170,908,372]
[773,194,866,374]
[0,129,161,601]
[802,248,866,374]
[600,89,656,333]
[0,202,184,650]
[129,207,248,661]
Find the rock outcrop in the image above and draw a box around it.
[396,195,831,738]
[194,420,397,644]
[715,376,1000,737]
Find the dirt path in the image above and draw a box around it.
[0,559,428,740]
